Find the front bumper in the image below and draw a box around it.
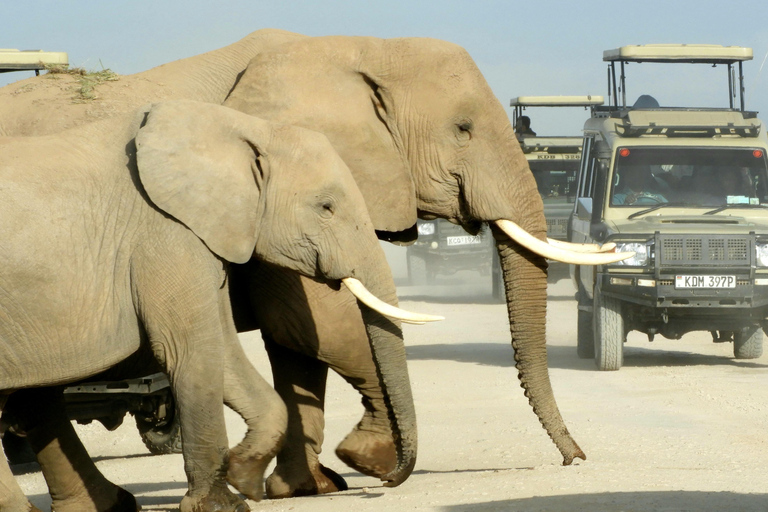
[599,271,768,309]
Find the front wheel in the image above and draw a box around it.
[136,406,182,455]
[577,308,595,359]
[593,289,624,371]
[734,326,763,359]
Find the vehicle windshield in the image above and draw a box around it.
[609,146,768,208]
[530,159,579,206]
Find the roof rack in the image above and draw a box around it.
[603,44,752,112]
[521,136,583,152]
[614,109,761,138]
[0,49,69,75]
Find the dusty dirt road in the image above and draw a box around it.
[14,248,768,511]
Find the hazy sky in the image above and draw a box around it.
[3,0,768,134]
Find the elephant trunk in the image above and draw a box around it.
[491,223,585,465]
[355,257,417,486]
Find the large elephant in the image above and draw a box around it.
[0,32,623,501]
[0,100,431,512]
[218,35,626,497]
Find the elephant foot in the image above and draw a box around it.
[265,463,347,499]
[226,449,273,502]
[335,429,396,479]
[179,483,249,512]
[51,486,139,512]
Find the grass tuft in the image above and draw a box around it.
[43,63,119,101]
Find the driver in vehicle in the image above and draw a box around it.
[612,164,670,205]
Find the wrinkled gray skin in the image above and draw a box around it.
[0,100,408,512]
[221,35,585,497]
[0,31,582,501]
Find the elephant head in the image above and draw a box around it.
[136,99,438,323]
[224,37,623,464]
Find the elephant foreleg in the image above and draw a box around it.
[221,287,288,502]
[3,388,137,512]
[262,338,348,499]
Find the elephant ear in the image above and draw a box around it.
[224,36,417,237]
[135,100,269,263]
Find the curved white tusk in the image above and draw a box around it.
[496,220,633,265]
[342,278,444,324]
[547,238,617,253]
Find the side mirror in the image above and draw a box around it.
[576,197,593,220]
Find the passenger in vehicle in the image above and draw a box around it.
[515,115,536,140]
[612,164,669,205]
[720,167,753,199]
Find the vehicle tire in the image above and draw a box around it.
[593,288,624,371]
[734,326,763,359]
[577,308,595,359]
[407,253,427,286]
[576,283,595,359]
[2,432,36,466]
[136,408,182,455]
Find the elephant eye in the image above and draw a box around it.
[319,199,335,219]
[456,121,473,141]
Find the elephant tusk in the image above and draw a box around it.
[547,238,617,253]
[496,220,633,265]
[342,278,444,324]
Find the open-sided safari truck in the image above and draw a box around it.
[568,44,768,370]
[1,50,181,463]
[510,96,604,241]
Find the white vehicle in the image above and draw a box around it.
[568,44,768,370]
[510,96,604,240]
[0,49,68,75]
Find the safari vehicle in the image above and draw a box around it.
[510,95,604,240]
[0,51,180,463]
[0,48,68,75]
[569,44,768,370]
[406,219,497,291]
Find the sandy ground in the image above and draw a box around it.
[13,247,768,511]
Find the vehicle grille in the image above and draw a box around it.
[657,235,752,267]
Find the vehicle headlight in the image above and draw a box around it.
[614,242,649,266]
[417,222,436,236]
[756,243,768,267]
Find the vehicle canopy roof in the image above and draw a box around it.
[602,44,754,111]
[603,44,753,64]
[0,49,68,73]
[511,95,604,108]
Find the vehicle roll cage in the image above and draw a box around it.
[510,95,604,129]
[603,45,753,112]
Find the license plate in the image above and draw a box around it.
[674,275,736,289]
[446,235,482,246]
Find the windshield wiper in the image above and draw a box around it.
[704,203,768,215]
[627,202,690,220]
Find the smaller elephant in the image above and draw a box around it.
[0,100,433,512]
